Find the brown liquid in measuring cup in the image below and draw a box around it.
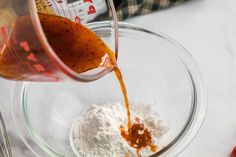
[0,12,156,156]
[39,13,114,74]
[39,13,157,157]
[0,13,114,80]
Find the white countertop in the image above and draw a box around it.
[1,0,236,156]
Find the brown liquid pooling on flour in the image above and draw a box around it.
[120,118,157,157]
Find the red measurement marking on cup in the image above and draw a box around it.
[83,0,96,15]
[19,41,30,52]
[75,16,81,23]
[19,42,47,74]
[33,64,45,72]
[27,53,38,62]
[84,0,93,3]
[0,26,8,49]
[87,5,96,14]
[0,26,7,40]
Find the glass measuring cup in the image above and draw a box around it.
[0,0,118,82]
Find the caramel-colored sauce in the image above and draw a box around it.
[39,13,113,74]
[120,117,157,157]
[113,66,132,128]
[0,13,113,79]
[0,12,157,156]
[39,13,157,157]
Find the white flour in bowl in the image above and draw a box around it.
[70,102,167,157]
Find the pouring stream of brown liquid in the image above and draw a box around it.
[0,13,157,156]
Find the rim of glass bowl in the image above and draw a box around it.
[11,22,207,157]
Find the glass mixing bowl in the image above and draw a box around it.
[11,23,206,157]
